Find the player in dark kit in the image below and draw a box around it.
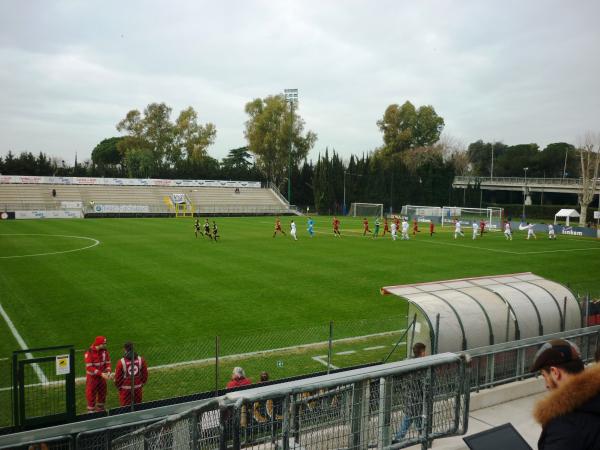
[332,217,341,237]
[212,221,219,241]
[273,217,286,237]
[382,217,390,236]
[362,218,372,236]
[204,219,212,240]
[194,219,202,238]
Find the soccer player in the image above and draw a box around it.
[454,219,464,239]
[394,216,400,233]
[373,218,381,238]
[429,221,435,237]
[194,219,201,238]
[519,222,537,240]
[391,221,398,241]
[412,218,420,236]
[472,221,479,240]
[85,336,112,413]
[332,216,341,237]
[504,221,513,240]
[212,221,219,241]
[362,217,372,236]
[401,218,410,240]
[307,217,315,237]
[204,219,212,240]
[273,217,286,237]
[290,220,298,240]
[548,223,556,240]
[382,217,390,236]
[479,220,486,237]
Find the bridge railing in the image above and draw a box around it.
[453,176,597,186]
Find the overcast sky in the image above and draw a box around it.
[1,0,599,165]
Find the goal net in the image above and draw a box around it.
[349,203,384,218]
[441,207,503,231]
[400,205,443,224]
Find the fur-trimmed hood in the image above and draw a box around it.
[534,364,600,427]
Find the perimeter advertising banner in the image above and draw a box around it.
[15,210,83,220]
[0,175,261,189]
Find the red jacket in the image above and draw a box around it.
[227,377,252,389]
[84,347,111,378]
[115,355,148,390]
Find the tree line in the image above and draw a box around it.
[1,97,597,216]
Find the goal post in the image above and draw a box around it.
[349,203,384,218]
[441,206,503,231]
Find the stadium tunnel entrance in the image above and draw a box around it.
[381,272,582,354]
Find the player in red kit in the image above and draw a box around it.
[382,217,390,236]
[114,342,148,407]
[479,220,486,237]
[429,221,435,236]
[362,218,372,236]
[85,336,112,413]
[273,217,286,237]
[332,217,341,237]
[394,216,400,232]
[412,218,420,236]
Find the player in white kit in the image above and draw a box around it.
[548,224,556,240]
[504,222,513,240]
[472,222,479,240]
[519,222,537,240]
[454,220,464,239]
[401,219,410,240]
[391,222,397,241]
[290,220,298,241]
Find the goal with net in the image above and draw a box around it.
[348,203,384,218]
[441,207,503,231]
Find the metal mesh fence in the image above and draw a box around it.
[112,354,469,450]
[68,315,409,418]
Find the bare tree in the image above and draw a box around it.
[577,132,600,226]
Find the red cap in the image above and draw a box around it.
[93,336,107,346]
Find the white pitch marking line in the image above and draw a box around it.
[0,234,100,259]
[312,355,339,370]
[364,345,386,351]
[335,350,356,355]
[0,303,48,384]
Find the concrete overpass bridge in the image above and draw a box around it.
[452,176,600,196]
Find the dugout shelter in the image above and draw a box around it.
[381,273,581,354]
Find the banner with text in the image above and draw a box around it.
[15,210,83,220]
[0,175,261,189]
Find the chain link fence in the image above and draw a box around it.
[1,315,408,427]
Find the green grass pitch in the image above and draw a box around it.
[0,216,599,419]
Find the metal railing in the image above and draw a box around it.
[454,176,599,187]
[461,325,600,392]
[112,353,470,450]
[267,182,291,208]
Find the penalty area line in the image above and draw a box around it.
[0,303,48,384]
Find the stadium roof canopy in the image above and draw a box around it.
[381,273,581,354]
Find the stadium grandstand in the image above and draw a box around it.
[0,176,294,217]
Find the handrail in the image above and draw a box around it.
[454,176,599,186]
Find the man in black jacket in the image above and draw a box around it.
[531,339,600,449]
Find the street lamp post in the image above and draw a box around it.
[284,89,298,204]
[522,167,529,218]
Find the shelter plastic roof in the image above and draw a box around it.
[555,208,580,217]
[381,272,581,352]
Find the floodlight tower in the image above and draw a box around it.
[284,88,298,204]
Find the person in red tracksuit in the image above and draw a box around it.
[85,336,112,413]
[114,342,148,406]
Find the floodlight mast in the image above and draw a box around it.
[284,89,298,204]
